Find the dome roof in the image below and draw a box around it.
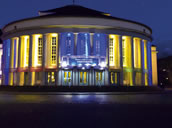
[37,5,151,32]
[2,5,152,39]
[39,5,110,17]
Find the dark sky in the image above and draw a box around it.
[0,0,172,58]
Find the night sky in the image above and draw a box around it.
[0,0,172,58]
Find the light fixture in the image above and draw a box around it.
[100,62,106,68]
[92,63,96,67]
[62,61,68,67]
[85,63,91,67]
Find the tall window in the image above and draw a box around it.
[38,38,43,65]
[51,37,57,64]
[122,39,126,66]
[109,38,114,65]
[109,35,120,68]
[77,33,90,57]
[95,40,100,55]
[66,36,71,55]
[81,39,86,55]
[122,36,132,68]
[20,36,29,68]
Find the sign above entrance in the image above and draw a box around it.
[61,56,107,69]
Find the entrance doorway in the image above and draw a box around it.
[79,71,88,86]
[62,70,72,86]
[110,72,120,85]
[95,71,104,86]
[47,72,56,85]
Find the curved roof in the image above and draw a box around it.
[39,5,152,33]
[39,5,110,17]
[2,5,152,35]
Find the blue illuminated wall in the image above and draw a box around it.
[147,42,152,85]
[2,39,11,85]
[77,33,91,56]
[93,33,107,57]
[60,32,75,57]
[60,33,107,69]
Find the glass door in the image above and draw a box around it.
[62,71,72,86]
[110,72,120,85]
[79,71,88,86]
[95,71,104,86]
[47,72,56,85]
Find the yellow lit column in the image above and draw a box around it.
[109,34,121,86]
[17,37,21,85]
[141,39,145,86]
[143,40,148,86]
[151,46,158,85]
[131,37,135,86]
[73,33,78,86]
[0,44,3,85]
[133,38,141,69]
[9,37,19,85]
[9,38,13,86]
[18,35,30,86]
[133,38,142,85]
[122,36,133,86]
[57,33,61,86]
[119,35,123,85]
[29,35,33,85]
[31,34,43,85]
[10,37,19,85]
[42,34,46,85]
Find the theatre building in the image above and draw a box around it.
[0,5,158,86]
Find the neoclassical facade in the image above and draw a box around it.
[1,5,158,86]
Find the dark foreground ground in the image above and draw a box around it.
[0,91,172,128]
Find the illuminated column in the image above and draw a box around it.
[141,40,145,85]
[17,38,21,85]
[32,34,43,85]
[147,42,152,85]
[73,33,78,85]
[29,35,33,85]
[151,46,158,85]
[18,35,30,86]
[105,34,109,85]
[122,36,133,86]
[0,44,3,85]
[40,33,58,85]
[131,37,135,86]
[9,38,13,85]
[57,33,61,86]
[143,40,148,86]
[2,41,7,85]
[133,38,142,85]
[3,40,10,85]
[9,38,19,85]
[119,35,123,85]
[42,34,46,85]
[74,33,78,54]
